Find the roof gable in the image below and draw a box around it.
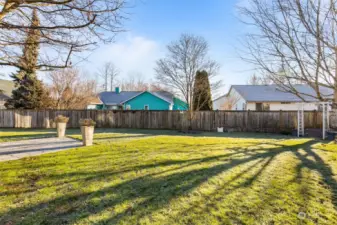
[151,91,174,104]
[122,91,173,104]
[123,91,170,106]
[99,91,175,105]
[213,93,229,102]
[99,91,142,105]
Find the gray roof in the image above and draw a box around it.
[0,79,14,100]
[152,91,174,103]
[231,84,334,102]
[99,91,174,105]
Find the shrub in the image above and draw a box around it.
[280,130,292,135]
[79,118,96,126]
[54,115,69,123]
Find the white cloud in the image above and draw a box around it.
[1,35,162,83]
[86,35,162,81]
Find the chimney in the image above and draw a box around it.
[115,87,120,94]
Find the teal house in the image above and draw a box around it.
[89,87,188,110]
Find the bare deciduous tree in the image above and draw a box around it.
[97,62,119,92]
[239,0,337,106]
[247,74,272,85]
[47,68,98,109]
[149,82,172,92]
[0,73,4,93]
[155,33,221,109]
[220,92,241,110]
[120,73,149,91]
[0,0,128,70]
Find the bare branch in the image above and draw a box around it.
[239,0,336,106]
[0,0,129,70]
[155,33,221,109]
[96,61,119,91]
[46,68,98,109]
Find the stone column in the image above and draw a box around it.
[81,126,95,146]
[57,122,66,138]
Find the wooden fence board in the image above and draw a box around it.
[331,110,337,129]
[0,110,334,132]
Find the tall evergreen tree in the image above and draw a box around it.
[6,10,52,109]
[192,70,213,111]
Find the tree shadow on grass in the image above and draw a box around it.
[0,146,268,198]
[170,141,337,224]
[2,139,331,224]
[29,142,288,188]
[294,145,337,209]
[169,156,276,223]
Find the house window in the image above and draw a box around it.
[242,103,246,110]
[263,103,270,111]
[318,104,323,111]
[107,105,119,110]
[144,105,149,110]
[256,103,262,111]
[256,103,270,111]
[125,105,131,110]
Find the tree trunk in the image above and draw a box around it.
[110,76,113,92]
[332,48,337,109]
[333,85,337,109]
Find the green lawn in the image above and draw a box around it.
[0,129,337,224]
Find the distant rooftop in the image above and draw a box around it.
[99,91,175,105]
[230,84,334,102]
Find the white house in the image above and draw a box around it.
[213,85,334,111]
[0,79,14,109]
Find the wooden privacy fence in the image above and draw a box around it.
[0,110,334,132]
[331,110,337,129]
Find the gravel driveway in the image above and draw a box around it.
[0,137,82,161]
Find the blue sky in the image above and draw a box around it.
[85,0,253,94]
[1,0,253,95]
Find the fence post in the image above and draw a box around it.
[247,110,250,131]
[245,110,249,132]
[279,110,283,131]
[330,110,337,129]
[313,110,317,128]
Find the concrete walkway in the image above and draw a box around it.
[0,137,82,162]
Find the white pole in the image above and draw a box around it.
[323,103,326,140]
[327,103,330,130]
[302,103,304,137]
[297,103,304,137]
[297,109,300,137]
